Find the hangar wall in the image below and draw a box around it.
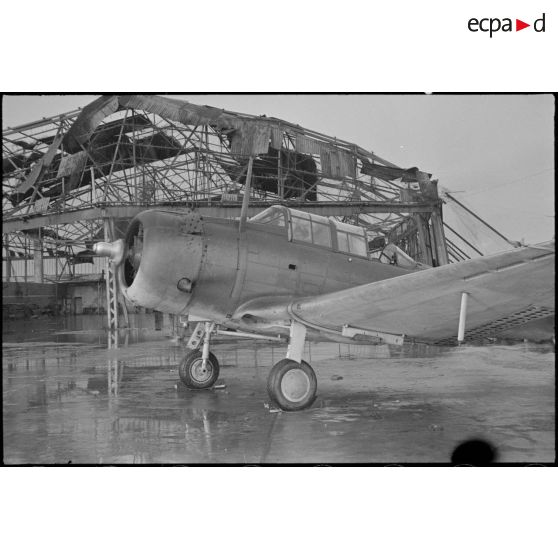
[3,281,62,318]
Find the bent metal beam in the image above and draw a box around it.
[2,200,441,234]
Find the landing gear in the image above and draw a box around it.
[178,319,319,410]
[266,321,318,411]
[179,321,220,389]
[179,350,220,389]
[267,358,317,411]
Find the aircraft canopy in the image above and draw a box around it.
[250,205,368,257]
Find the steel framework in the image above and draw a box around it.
[3,94,497,289]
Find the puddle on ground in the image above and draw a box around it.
[3,317,554,464]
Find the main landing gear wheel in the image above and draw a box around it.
[267,359,317,411]
[179,350,220,389]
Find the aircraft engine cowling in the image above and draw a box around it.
[118,209,204,314]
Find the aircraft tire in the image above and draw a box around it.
[267,359,317,411]
[179,350,220,389]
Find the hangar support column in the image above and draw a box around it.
[430,208,449,266]
[413,213,435,266]
[400,179,450,267]
[103,218,129,348]
[4,235,12,281]
[32,232,44,283]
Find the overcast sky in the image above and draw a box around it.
[2,94,554,244]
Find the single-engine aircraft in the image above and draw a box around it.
[94,204,555,411]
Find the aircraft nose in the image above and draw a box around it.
[117,209,205,314]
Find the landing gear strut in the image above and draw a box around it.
[179,322,220,389]
[266,322,317,411]
[178,320,318,410]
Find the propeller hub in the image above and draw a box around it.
[93,239,125,266]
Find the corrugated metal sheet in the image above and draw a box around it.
[360,162,432,183]
[230,122,271,156]
[122,95,207,126]
[57,151,87,178]
[15,159,43,194]
[63,95,120,153]
[43,132,64,167]
[64,95,257,162]
[342,151,356,178]
[320,148,356,178]
[33,197,50,213]
[120,95,242,130]
[4,259,34,277]
[15,132,64,195]
[4,257,104,278]
[120,95,183,122]
[251,123,271,155]
[73,260,104,274]
[270,126,283,150]
[295,134,323,155]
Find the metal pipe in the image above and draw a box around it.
[430,210,449,265]
[239,156,254,232]
[91,167,95,203]
[216,329,284,342]
[444,222,484,257]
[457,292,469,343]
[444,192,512,245]
[277,143,284,201]
[446,237,471,260]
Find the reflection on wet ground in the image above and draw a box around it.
[2,314,174,346]
[2,317,555,464]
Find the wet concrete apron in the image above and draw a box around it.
[2,323,554,463]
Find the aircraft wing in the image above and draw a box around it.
[238,241,555,344]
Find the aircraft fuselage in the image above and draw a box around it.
[118,208,415,339]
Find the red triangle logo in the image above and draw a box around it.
[516,19,530,31]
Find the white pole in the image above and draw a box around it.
[457,292,469,343]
